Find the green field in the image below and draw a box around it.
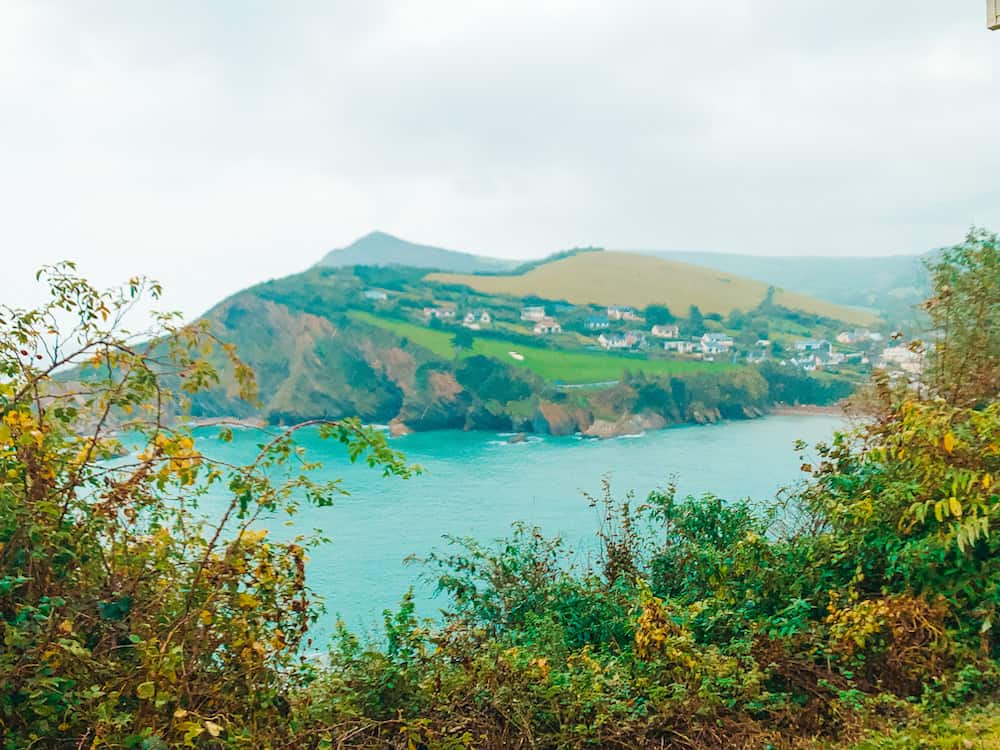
[350,311,732,384]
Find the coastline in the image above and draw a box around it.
[768,403,846,417]
[183,405,844,441]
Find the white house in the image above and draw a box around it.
[599,331,643,350]
[462,310,492,329]
[607,305,641,321]
[599,333,630,350]
[363,289,388,301]
[423,306,456,320]
[533,317,562,335]
[585,316,610,330]
[521,306,547,322]
[663,339,697,354]
[700,333,734,355]
[650,324,680,339]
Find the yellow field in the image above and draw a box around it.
[428,251,877,326]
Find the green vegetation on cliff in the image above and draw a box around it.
[350,310,730,383]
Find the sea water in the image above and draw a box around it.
[190,415,845,635]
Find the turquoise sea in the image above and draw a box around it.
[193,415,845,635]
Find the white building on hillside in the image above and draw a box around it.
[521,306,546,321]
[462,310,492,329]
[600,331,644,350]
[533,317,562,335]
[663,339,697,354]
[423,306,456,320]
[700,333,734,355]
[607,305,641,321]
[650,324,681,338]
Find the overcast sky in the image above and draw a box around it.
[2,1,998,318]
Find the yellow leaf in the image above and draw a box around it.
[949,497,962,517]
[984,474,994,490]
[137,681,155,700]
[204,720,222,738]
[943,432,956,453]
[934,501,944,523]
[237,593,258,609]
[174,708,189,719]
[241,528,268,546]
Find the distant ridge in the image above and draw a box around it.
[638,249,930,321]
[316,231,519,274]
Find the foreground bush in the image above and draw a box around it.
[2,228,997,748]
[300,396,999,747]
[0,265,413,748]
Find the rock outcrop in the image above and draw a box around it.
[582,412,667,439]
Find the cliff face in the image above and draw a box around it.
[189,293,781,438]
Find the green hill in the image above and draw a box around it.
[428,250,878,327]
[182,256,858,433]
[317,230,518,274]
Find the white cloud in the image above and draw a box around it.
[1,0,998,317]
[925,44,991,82]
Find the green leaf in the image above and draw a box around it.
[137,681,155,700]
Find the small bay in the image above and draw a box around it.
[194,415,845,634]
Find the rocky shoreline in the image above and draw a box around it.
[383,401,771,439]
[768,403,847,417]
[180,400,844,440]
[186,404,836,441]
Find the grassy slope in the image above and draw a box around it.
[428,250,878,327]
[350,311,731,384]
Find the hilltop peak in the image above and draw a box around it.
[316,232,518,274]
[351,230,401,244]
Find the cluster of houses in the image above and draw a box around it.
[788,339,847,371]
[835,328,884,345]
[420,306,496,330]
[783,334,927,376]
[598,327,738,359]
[376,288,918,377]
